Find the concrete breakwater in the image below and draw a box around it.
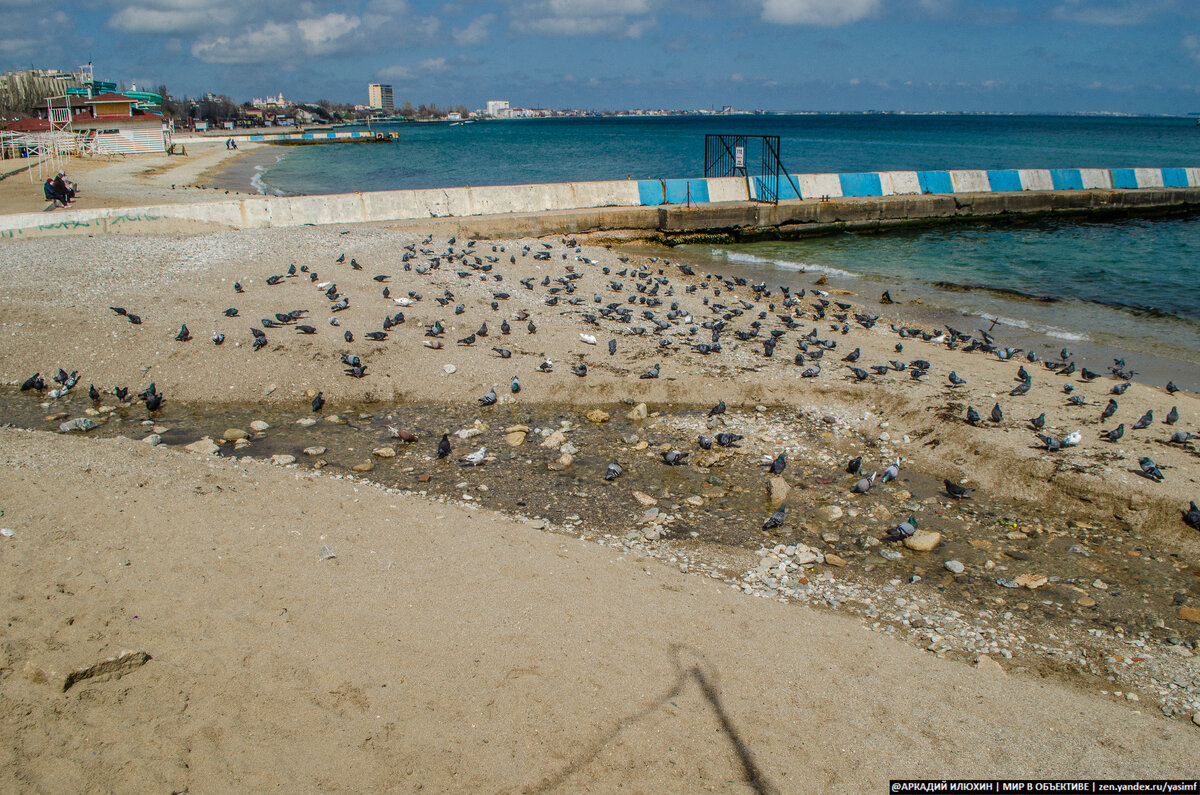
[3,165,1199,240]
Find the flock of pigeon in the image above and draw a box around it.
[12,232,1200,536]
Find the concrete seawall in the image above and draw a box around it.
[3,167,1200,241]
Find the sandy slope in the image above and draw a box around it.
[1,428,1197,792]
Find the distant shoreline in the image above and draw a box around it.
[205,145,289,196]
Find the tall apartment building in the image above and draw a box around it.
[368,83,394,113]
[485,99,509,118]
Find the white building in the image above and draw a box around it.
[368,83,394,113]
[485,99,509,118]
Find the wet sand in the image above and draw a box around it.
[1,219,1199,788]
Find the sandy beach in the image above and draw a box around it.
[1,156,1199,789]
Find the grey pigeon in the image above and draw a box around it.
[762,505,786,530]
[886,516,917,541]
[1132,410,1152,430]
[851,472,876,493]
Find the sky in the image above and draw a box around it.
[5,1,1200,114]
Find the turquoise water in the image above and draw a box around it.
[252,114,1200,376]
[256,115,1200,195]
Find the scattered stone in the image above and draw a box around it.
[62,650,151,692]
[325,415,347,424]
[59,417,98,433]
[271,454,296,466]
[824,553,847,567]
[944,559,965,574]
[295,417,317,427]
[233,438,251,450]
[1077,597,1097,607]
[542,430,567,449]
[547,452,573,470]
[249,420,270,432]
[373,446,396,458]
[142,434,162,446]
[184,437,219,456]
[903,530,941,552]
[627,403,648,421]
[352,461,375,472]
[814,505,843,523]
[303,446,326,456]
[505,430,527,446]
[586,409,610,424]
[633,491,658,507]
[416,474,431,483]
[318,545,336,561]
[1015,574,1048,590]
[443,364,457,374]
[684,495,704,507]
[769,476,790,504]
[1093,579,1108,590]
[1180,606,1200,624]
[879,548,903,561]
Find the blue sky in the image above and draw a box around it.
[6,1,1200,113]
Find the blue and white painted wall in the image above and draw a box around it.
[637,166,1200,205]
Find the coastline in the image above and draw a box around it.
[204,143,289,196]
[1,217,1198,787]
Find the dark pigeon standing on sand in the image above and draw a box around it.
[762,505,786,530]
[437,434,452,460]
[605,462,623,481]
[1132,410,1153,430]
[1185,501,1200,531]
[311,391,324,412]
[1100,399,1117,422]
[944,480,974,500]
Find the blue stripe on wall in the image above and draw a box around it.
[663,179,710,204]
[1162,168,1189,188]
[987,170,1023,192]
[638,180,664,205]
[1110,169,1138,189]
[1049,169,1084,190]
[839,173,883,197]
[917,171,953,194]
[778,176,799,200]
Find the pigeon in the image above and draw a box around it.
[708,401,727,417]
[715,433,743,447]
[886,516,918,542]
[966,406,982,426]
[572,364,587,377]
[1062,430,1082,447]
[762,505,786,530]
[20,373,43,391]
[944,480,974,499]
[661,450,688,465]
[990,403,1003,423]
[457,333,476,346]
[1100,399,1118,422]
[459,446,487,467]
[1185,501,1200,531]
[364,331,388,341]
[1166,381,1179,395]
[848,366,869,381]
[1132,410,1153,430]
[492,347,512,359]
[479,387,497,406]
[296,325,317,334]
[697,436,713,450]
[212,332,225,345]
[768,453,786,475]
[144,390,163,412]
[881,458,900,483]
[126,313,142,325]
[608,339,617,355]
[437,434,452,460]
[948,371,966,387]
[388,426,418,443]
[233,282,244,293]
[510,376,521,393]
[1037,433,1063,452]
[1138,456,1164,482]
[310,391,324,412]
[605,462,623,481]
[114,386,128,401]
[851,472,876,494]
[1111,383,1129,395]
[175,324,191,342]
[88,384,100,402]
[1010,381,1030,397]
[1101,424,1125,442]
[580,333,597,345]
[1030,413,1046,430]
[640,364,660,379]
[538,359,553,373]
[845,456,862,475]
[1165,406,1178,425]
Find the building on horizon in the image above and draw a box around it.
[368,83,393,113]
[485,99,509,118]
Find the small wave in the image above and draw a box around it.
[250,162,287,197]
[711,249,860,279]
[967,312,1090,342]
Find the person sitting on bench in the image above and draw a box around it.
[44,178,71,207]
[53,170,76,201]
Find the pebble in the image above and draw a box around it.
[373,446,396,458]
[250,420,270,432]
[223,428,249,441]
[769,476,790,504]
[234,438,251,450]
[505,430,527,446]
[903,530,941,552]
[295,417,317,427]
[814,505,843,523]
[443,364,456,374]
[184,437,219,455]
[586,409,610,423]
[1179,606,1200,624]
[879,548,902,561]
[59,417,98,433]
[633,491,658,507]
[627,403,648,421]
[271,454,296,466]
[142,434,162,446]
[352,461,374,472]
[303,446,326,456]
[944,559,965,574]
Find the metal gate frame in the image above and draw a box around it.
[704,134,798,204]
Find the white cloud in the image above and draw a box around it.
[377,57,451,81]
[1186,34,1200,64]
[453,13,496,46]
[1051,0,1172,26]
[108,7,221,33]
[761,0,882,26]
[510,0,656,37]
[191,14,362,63]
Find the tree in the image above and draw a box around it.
[400,100,414,117]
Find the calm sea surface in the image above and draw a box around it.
[251,115,1200,378]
